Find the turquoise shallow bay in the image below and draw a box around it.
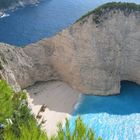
[71,82,140,140]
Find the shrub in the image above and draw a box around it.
[76,2,140,24]
[0,80,14,122]
[0,80,47,140]
[50,117,102,140]
[0,80,102,140]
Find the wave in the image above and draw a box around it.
[0,13,10,18]
[74,94,83,111]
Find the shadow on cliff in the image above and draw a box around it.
[27,81,140,116]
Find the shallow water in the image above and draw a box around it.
[0,0,139,46]
[71,81,140,140]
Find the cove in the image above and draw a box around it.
[0,0,139,46]
[0,0,140,139]
[70,81,140,140]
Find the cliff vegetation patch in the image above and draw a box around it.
[76,2,140,24]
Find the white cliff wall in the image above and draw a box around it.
[0,10,140,95]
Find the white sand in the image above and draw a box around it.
[27,81,80,136]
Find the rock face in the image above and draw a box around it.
[0,3,140,95]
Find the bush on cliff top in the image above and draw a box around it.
[76,2,140,24]
[0,80,102,140]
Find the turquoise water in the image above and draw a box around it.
[71,81,140,140]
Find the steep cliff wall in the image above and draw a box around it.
[0,2,140,95]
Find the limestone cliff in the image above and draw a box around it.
[0,2,140,95]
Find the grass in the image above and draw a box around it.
[76,2,140,24]
[0,80,102,140]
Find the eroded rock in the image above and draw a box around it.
[0,4,140,95]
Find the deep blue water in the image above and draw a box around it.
[0,0,139,46]
[0,1,140,139]
[71,81,140,140]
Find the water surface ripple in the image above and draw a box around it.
[71,81,140,140]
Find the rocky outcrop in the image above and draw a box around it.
[0,2,140,95]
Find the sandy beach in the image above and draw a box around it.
[27,81,80,136]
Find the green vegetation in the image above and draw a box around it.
[51,117,102,140]
[0,80,47,140]
[76,2,140,24]
[0,80,102,140]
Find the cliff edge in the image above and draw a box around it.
[0,2,140,95]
